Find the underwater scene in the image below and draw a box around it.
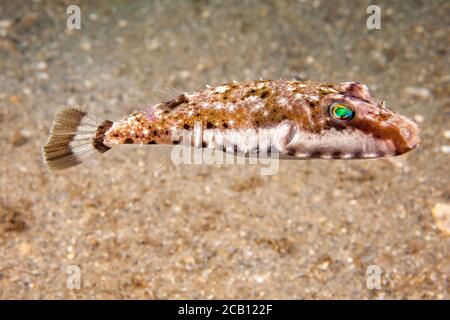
[0,0,449,299]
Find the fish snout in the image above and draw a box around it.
[399,119,421,152]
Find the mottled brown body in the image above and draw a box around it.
[103,80,420,159]
[106,80,339,144]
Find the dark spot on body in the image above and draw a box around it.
[124,138,134,144]
[201,141,207,148]
[353,151,363,158]
[183,123,190,130]
[94,120,113,152]
[331,151,342,159]
[244,89,257,97]
[206,121,213,129]
[172,136,183,144]
[260,90,270,99]
[377,113,392,121]
[148,140,157,144]
[311,151,322,158]
[287,148,296,156]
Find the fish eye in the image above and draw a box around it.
[328,103,355,122]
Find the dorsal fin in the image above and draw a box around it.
[152,83,182,102]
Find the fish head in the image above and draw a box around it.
[312,82,421,158]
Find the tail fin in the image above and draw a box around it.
[42,107,113,171]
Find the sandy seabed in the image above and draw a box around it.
[0,0,449,299]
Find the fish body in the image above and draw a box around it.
[43,80,420,170]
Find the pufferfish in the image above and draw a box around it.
[42,80,420,170]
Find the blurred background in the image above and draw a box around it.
[0,0,449,299]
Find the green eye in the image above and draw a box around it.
[329,103,355,121]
